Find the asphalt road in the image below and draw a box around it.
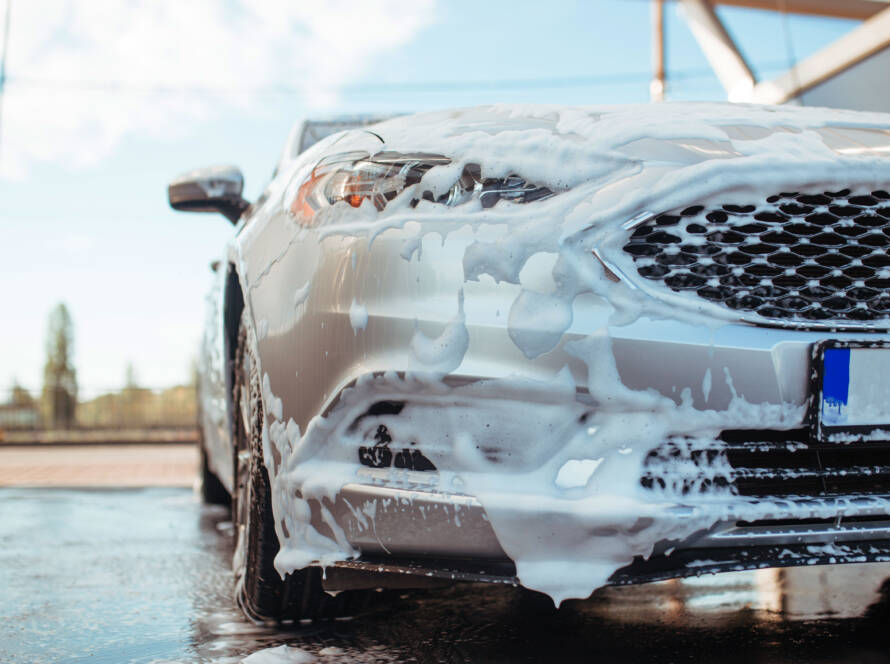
[5,487,890,664]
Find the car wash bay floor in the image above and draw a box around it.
[4,487,890,664]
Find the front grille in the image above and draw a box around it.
[641,429,890,498]
[622,188,890,324]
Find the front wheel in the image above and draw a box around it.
[231,317,372,621]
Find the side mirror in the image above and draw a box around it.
[168,165,250,224]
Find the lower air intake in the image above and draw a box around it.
[641,429,890,498]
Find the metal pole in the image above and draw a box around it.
[651,0,666,101]
[0,0,11,157]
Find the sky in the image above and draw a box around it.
[0,0,856,396]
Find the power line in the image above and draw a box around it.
[4,60,792,100]
[3,72,672,97]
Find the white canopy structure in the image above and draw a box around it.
[653,0,890,112]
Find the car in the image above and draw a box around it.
[169,103,890,621]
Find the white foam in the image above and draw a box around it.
[241,645,315,664]
[409,290,469,372]
[348,299,368,333]
[555,458,603,489]
[293,283,310,310]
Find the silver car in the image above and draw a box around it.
[170,104,890,620]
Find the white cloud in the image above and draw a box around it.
[0,0,436,177]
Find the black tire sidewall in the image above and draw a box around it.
[232,318,287,620]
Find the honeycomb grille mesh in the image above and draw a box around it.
[622,188,890,323]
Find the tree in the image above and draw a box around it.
[120,361,153,426]
[41,303,78,428]
[124,362,139,391]
[9,379,34,407]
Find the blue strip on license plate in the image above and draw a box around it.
[821,348,850,426]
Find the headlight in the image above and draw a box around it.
[290,151,554,225]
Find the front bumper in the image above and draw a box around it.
[267,263,890,593]
[320,482,890,590]
[299,315,890,591]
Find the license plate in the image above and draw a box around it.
[815,342,890,442]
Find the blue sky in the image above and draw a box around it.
[0,0,855,394]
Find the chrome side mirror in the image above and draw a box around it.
[168,165,249,224]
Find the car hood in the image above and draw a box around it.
[367,102,890,173]
[257,103,890,313]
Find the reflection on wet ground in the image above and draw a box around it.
[3,487,890,663]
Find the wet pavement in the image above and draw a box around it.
[4,487,890,663]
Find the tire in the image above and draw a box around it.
[231,316,372,621]
[199,437,231,506]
